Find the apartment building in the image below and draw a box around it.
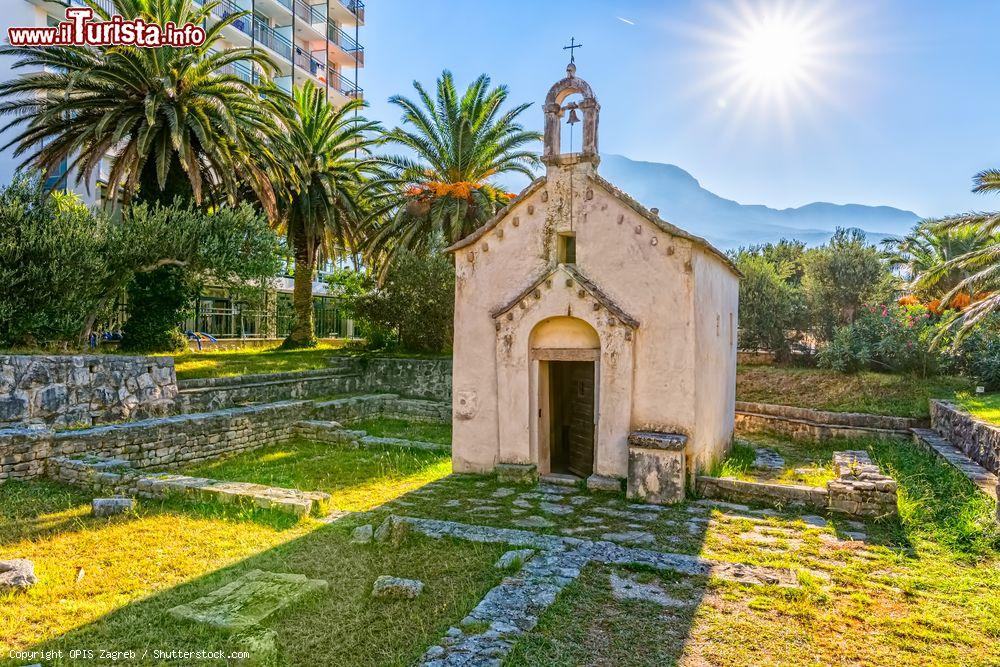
[0,0,366,342]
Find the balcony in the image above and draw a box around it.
[328,23,364,66]
[253,20,293,63]
[328,66,362,100]
[293,47,326,82]
[329,0,364,26]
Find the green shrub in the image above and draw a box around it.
[0,178,110,348]
[335,251,454,354]
[951,317,1000,391]
[119,265,197,353]
[734,253,806,360]
[0,178,280,351]
[818,304,944,376]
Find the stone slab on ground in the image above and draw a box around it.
[513,516,556,529]
[372,576,424,599]
[609,572,691,608]
[91,497,134,518]
[495,549,536,569]
[752,447,786,470]
[50,455,331,517]
[168,570,328,630]
[0,559,37,593]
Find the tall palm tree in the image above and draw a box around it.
[919,169,1000,341]
[0,0,278,211]
[369,70,541,260]
[264,81,383,349]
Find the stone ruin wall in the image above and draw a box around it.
[0,354,177,428]
[930,400,1000,476]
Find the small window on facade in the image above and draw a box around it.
[558,233,577,264]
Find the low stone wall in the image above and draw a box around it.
[177,365,362,413]
[1,392,451,484]
[358,357,452,403]
[0,354,177,428]
[827,451,898,518]
[174,357,452,411]
[695,476,829,510]
[930,400,1000,476]
[696,450,898,519]
[48,455,331,516]
[736,401,920,441]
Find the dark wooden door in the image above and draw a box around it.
[550,361,595,478]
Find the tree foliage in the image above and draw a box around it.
[0,0,279,211]
[802,228,896,340]
[335,251,455,354]
[0,177,279,350]
[732,252,805,360]
[368,70,541,262]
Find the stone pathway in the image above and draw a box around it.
[397,515,797,667]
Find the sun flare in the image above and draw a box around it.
[687,0,858,132]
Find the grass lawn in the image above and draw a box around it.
[710,435,837,487]
[352,417,452,445]
[179,438,452,512]
[0,480,505,666]
[956,392,1000,425]
[172,341,350,381]
[736,365,971,418]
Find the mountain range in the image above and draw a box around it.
[596,154,922,250]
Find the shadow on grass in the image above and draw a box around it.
[9,485,508,666]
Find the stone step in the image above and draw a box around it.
[539,473,581,487]
[911,428,998,500]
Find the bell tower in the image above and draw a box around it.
[542,53,601,173]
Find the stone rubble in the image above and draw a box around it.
[372,575,424,599]
[0,559,37,593]
[91,497,134,518]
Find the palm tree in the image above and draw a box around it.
[264,81,383,349]
[882,222,986,299]
[369,70,541,260]
[0,0,278,210]
[917,169,1000,341]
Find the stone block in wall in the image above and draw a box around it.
[826,450,898,518]
[694,476,829,510]
[0,355,177,428]
[626,431,687,504]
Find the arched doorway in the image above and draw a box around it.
[530,317,600,479]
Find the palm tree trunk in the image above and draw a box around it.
[284,232,318,349]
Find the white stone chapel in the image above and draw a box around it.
[448,62,740,503]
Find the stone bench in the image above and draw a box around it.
[627,431,687,505]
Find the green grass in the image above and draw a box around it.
[736,365,971,418]
[499,434,1000,665]
[956,392,1000,425]
[179,438,452,511]
[1,480,505,666]
[352,417,452,445]
[173,341,351,381]
[709,435,838,487]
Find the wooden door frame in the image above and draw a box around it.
[532,347,600,477]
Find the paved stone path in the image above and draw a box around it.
[397,515,797,667]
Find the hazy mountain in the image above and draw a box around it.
[596,154,922,250]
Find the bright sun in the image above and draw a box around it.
[734,17,810,91]
[689,0,854,125]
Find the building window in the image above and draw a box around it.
[558,233,577,264]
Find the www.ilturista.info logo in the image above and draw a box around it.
[8,7,207,48]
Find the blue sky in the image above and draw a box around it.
[361,0,1000,219]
